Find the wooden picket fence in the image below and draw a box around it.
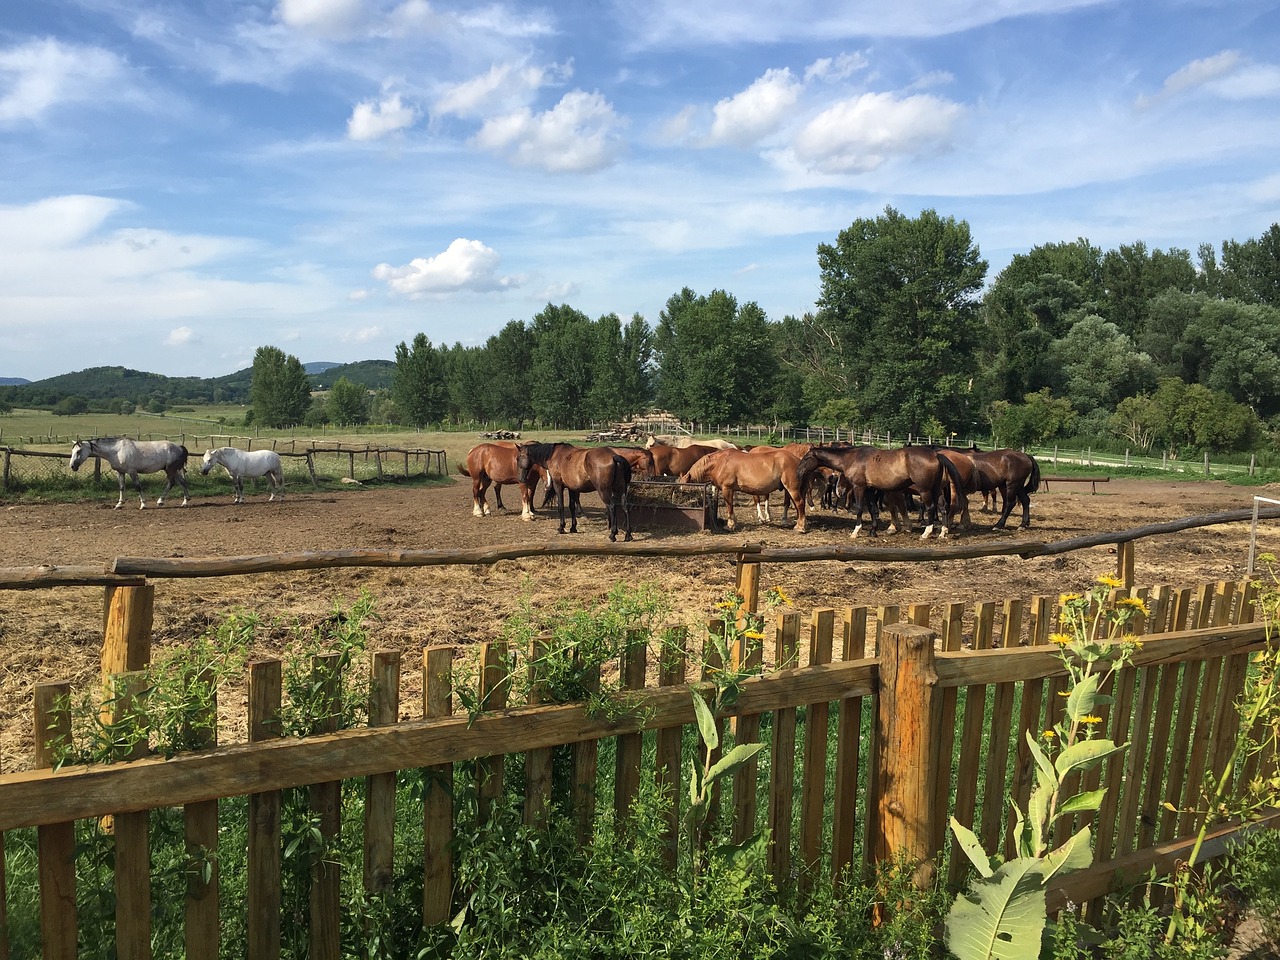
[1,536,1279,959]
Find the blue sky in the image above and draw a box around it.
[3,0,1279,381]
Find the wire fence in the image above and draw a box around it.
[1,441,447,494]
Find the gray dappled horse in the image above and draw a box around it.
[69,437,190,509]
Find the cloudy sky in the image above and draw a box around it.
[3,0,1279,381]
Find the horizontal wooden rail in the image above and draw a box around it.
[1040,475,1110,493]
[1,505,1276,588]
[0,658,876,831]
[935,622,1266,687]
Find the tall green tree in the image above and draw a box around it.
[529,304,596,427]
[326,376,368,424]
[1048,315,1155,415]
[816,207,987,435]
[250,345,311,428]
[393,333,447,428]
[1211,223,1280,306]
[652,288,776,424]
[486,320,535,428]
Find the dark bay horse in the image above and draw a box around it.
[680,447,810,533]
[517,442,632,541]
[967,448,1041,529]
[459,442,544,520]
[649,442,720,479]
[797,445,962,539]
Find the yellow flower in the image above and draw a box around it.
[742,630,765,641]
[715,600,737,611]
[769,586,793,606]
[1048,633,1074,646]
[1059,593,1083,604]
[1117,596,1151,616]
[1080,715,1103,725]
[1042,729,1056,739]
[1096,574,1124,589]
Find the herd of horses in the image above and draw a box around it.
[460,435,1040,540]
[65,434,1039,541]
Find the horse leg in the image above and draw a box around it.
[788,482,806,533]
[234,477,245,504]
[1018,489,1032,528]
[556,487,568,534]
[519,482,534,521]
[270,470,283,501]
[622,487,632,541]
[606,494,618,541]
[724,486,737,531]
[568,490,580,534]
[129,471,146,509]
[472,476,489,517]
[992,484,1017,529]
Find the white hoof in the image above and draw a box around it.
[472,504,484,518]
[521,509,534,521]
[852,524,862,538]
[920,524,935,540]
[725,518,737,531]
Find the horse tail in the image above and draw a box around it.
[1023,455,1042,497]
[937,453,965,521]
[458,463,471,477]
[175,445,190,470]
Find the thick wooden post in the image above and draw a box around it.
[364,651,401,896]
[875,623,939,890]
[422,646,454,927]
[1116,541,1135,589]
[102,584,154,676]
[34,682,76,960]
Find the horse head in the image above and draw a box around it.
[200,449,219,475]
[69,439,93,472]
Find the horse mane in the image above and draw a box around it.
[521,441,561,463]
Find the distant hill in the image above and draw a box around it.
[310,359,395,390]
[0,359,398,408]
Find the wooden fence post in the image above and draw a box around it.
[102,583,153,676]
[364,650,401,896]
[422,646,454,927]
[875,623,939,890]
[1116,541,1135,589]
[184,667,220,960]
[247,659,283,960]
[309,653,342,960]
[34,682,76,960]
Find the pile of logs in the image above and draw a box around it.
[479,430,521,440]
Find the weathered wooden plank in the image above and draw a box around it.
[799,609,835,893]
[614,632,648,826]
[932,601,966,858]
[981,600,1019,858]
[1115,584,1169,859]
[949,602,991,886]
[1005,595,1051,860]
[655,629,687,868]
[731,612,764,847]
[309,654,342,960]
[864,605,898,871]
[247,660,282,960]
[767,612,801,882]
[34,682,76,960]
[570,658,601,848]
[831,606,867,881]
[0,751,7,960]
[183,667,220,960]
[1159,587,1205,844]
[476,641,510,824]
[524,638,553,829]
[364,651,401,895]
[0,565,142,590]
[421,646,453,928]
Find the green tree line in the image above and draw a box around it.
[8,213,1280,455]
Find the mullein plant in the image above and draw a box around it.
[946,576,1143,960]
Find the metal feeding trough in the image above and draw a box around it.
[626,480,720,532]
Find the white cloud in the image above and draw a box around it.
[165,326,198,346]
[789,91,962,173]
[372,238,522,295]
[434,60,570,118]
[804,52,868,83]
[707,68,802,147]
[658,105,699,144]
[342,325,382,342]
[277,0,366,36]
[348,288,370,301]
[0,38,130,123]
[474,90,623,172]
[347,92,417,140]
[1207,62,1280,99]
[0,195,125,250]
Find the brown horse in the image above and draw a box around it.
[459,442,544,520]
[517,442,632,541]
[966,448,1041,529]
[680,447,810,533]
[796,445,962,539]
[649,442,720,479]
[608,445,656,480]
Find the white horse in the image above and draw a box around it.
[644,434,739,451]
[69,438,190,509]
[201,447,284,504]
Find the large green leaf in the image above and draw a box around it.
[1054,739,1127,778]
[1037,826,1093,886]
[1057,789,1107,817]
[945,856,1047,960]
[691,688,719,751]
[949,817,993,879]
[1026,730,1057,787]
[1064,674,1099,723]
[706,742,765,784]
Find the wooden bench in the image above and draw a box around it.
[1040,475,1110,494]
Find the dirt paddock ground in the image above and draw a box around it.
[2,475,1277,771]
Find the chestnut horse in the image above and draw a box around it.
[680,447,810,533]
[967,448,1041,529]
[459,442,544,520]
[517,442,633,541]
[649,442,720,479]
[608,445,656,480]
[797,445,962,539]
